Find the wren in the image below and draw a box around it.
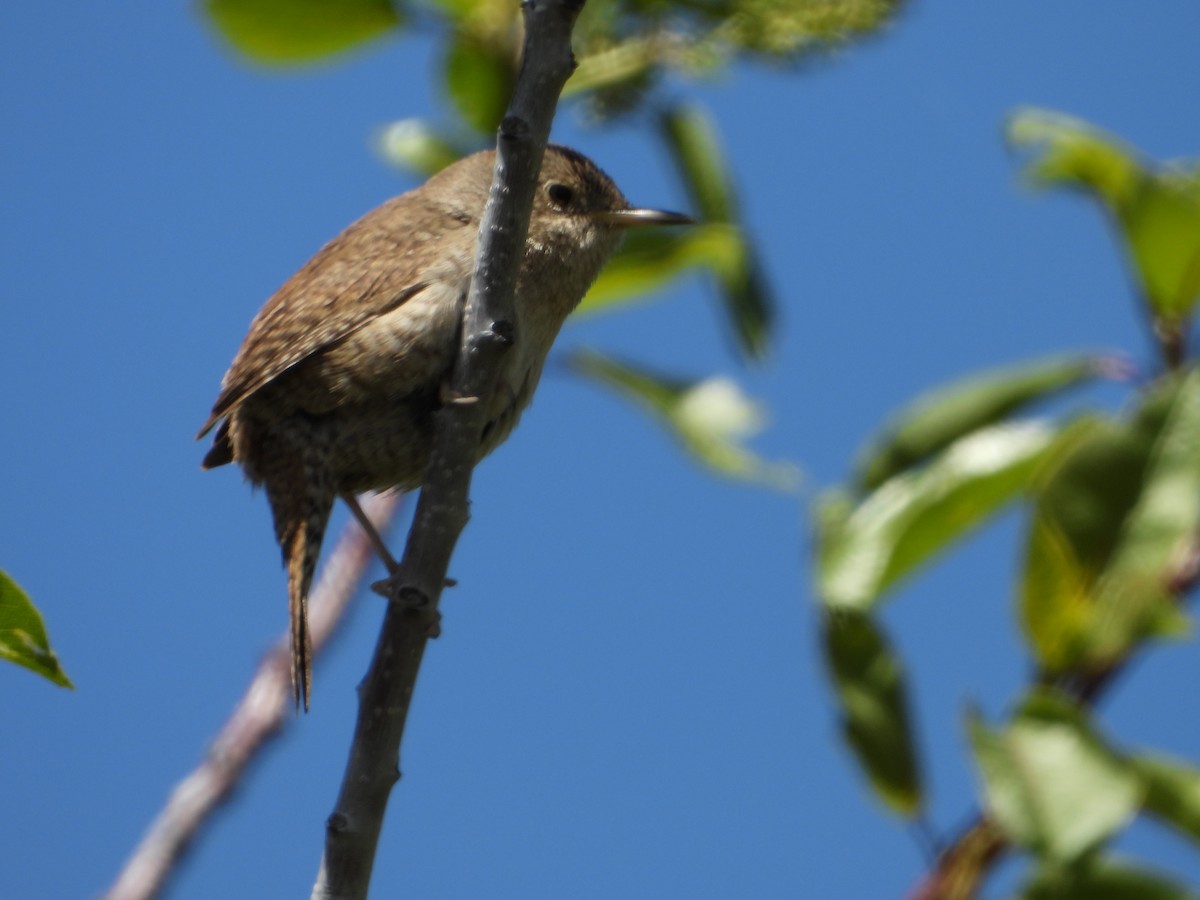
[198,145,691,708]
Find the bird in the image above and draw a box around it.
[198,144,691,709]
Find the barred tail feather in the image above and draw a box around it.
[282,501,331,710]
[277,492,333,711]
[287,535,311,710]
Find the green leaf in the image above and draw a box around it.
[697,0,904,58]
[1022,858,1196,900]
[0,570,72,688]
[579,223,741,315]
[967,690,1140,863]
[821,610,922,816]
[819,421,1057,611]
[376,119,469,179]
[660,104,735,223]
[857,354,1107,490]
[1021,496,1099,673]
[1008,108,1200,320]
[203,0,401,65]
[565,37,659,100]
[1008,108,1142,207]
[444,33,514,135]
[1131,754,1200,846]
[1021,374,1200,671]
[567,349,800,491]
[814,488,855,573]
[1090,372,1200,642]
[1124,166,1200,318]
[659,103,774,360]
[713,256,774,365]
[1020,416,1138,669]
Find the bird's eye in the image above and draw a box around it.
[547,183,575,208]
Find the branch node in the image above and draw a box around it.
[499,116,529,141]
[326,813,349,835]
[491,319,516,346]
[369,580,431,609]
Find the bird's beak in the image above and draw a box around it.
[591,208,694,228]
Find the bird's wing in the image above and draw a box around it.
[197,195,470,438]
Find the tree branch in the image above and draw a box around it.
[103,492,403,900]
[311,3,586,898]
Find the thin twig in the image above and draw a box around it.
[905,818,1006,900]
[103,492,402,900]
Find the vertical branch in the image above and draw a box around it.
[311,3,586,898]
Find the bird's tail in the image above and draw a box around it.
[272,483,333,711]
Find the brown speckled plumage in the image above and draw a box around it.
[198,146,688,709]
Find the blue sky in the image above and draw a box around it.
[2,3,1199,898]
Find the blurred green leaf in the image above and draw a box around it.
[579,223,741,315]
[700,0,904,58]
[1021,416,1135,669]
[568,349,800,490]
[660,104,735,223]
[714,256,774,364]
[0,569,72,688]
[967,690,1140,863]
[819,421,1057,611]
[565,36,659,100]
[658,103,773,360]
[565,1,660,119]
[1131,754,1200,846]
[1022,858,1196,900]
[444,33,514,135]
[1124,165,1200,319]
[375,118,469,179]
[1008,108,1142,207]
[569,0,906,107]
[204,0,400,64]
[857,354,1106,490]
[1021,497,1098,673]
[1021,374,1200,671]
[1009,108,1200,321]
[1089,371,1200,650]
[814,488,855,572]
[821,610,922,816]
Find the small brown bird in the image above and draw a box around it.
[198,145,690,708]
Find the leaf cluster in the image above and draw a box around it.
[814,110,1200,896]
